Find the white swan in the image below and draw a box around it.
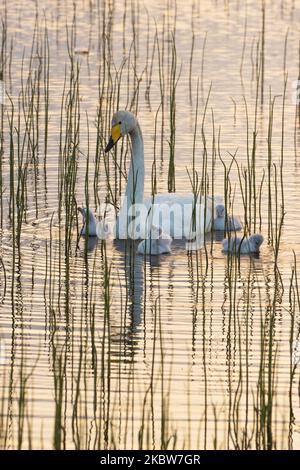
[213,204,242,231]
[78,207,111,239]
[222,234,264,254]
[105,111,220,241]
[137,226,172,255]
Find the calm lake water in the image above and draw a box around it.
[0,0,300,449]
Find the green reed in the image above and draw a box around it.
[260,0,265,104]
[188,2,195,104]
[0,15,7,228]
[288,252,300,450]
[0,0,298,451]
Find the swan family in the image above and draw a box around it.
[78,110,264,256]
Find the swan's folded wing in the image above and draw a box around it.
[144,193,216,237]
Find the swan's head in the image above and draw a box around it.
[250,233,264,249]
[215,204,225,218]
[105,110,138,152]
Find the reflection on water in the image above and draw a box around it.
[0,0,300,449]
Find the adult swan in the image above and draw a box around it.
[105,110,219,243]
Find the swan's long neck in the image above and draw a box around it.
[117,121,145,239]
[86,210,98,235]
[125,122,144,206]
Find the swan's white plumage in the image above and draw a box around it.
[105,111,222,244]
[222,234,264,254]
[137,226,172,255]
[116,193,219,240]
[78,207,111,239]
[213,204,242,231]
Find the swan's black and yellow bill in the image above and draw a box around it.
[105,123,122,153]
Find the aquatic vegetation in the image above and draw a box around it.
[0,0,299,451]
